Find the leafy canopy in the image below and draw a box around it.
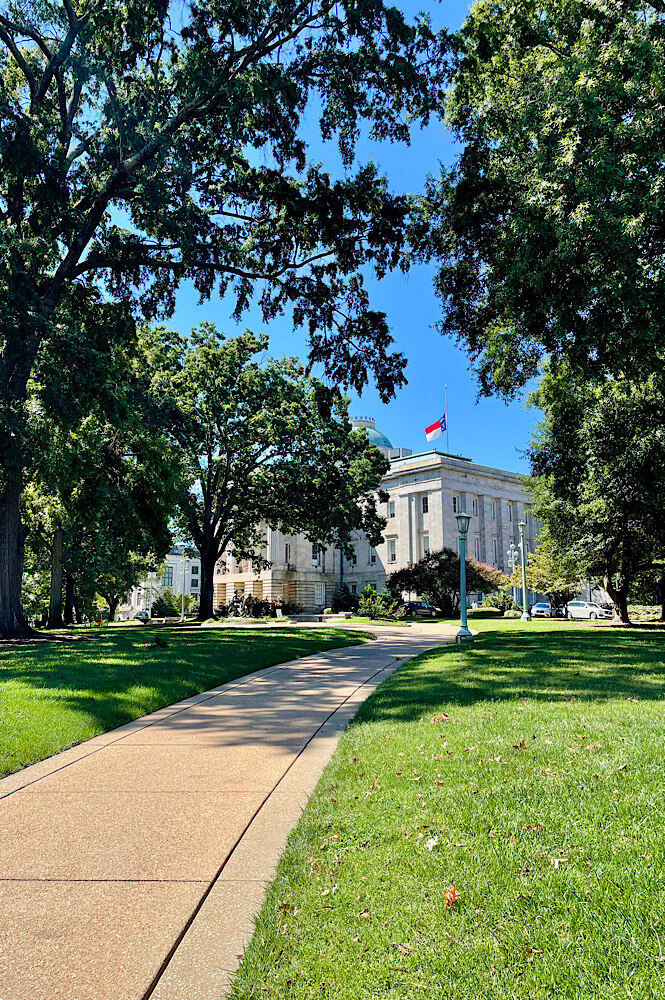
[422,0,665,396]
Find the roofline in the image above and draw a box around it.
[386,448,527,483]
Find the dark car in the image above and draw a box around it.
[402,600,438,616]
[133,610,150,623]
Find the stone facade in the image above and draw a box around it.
[118,546,202,618]
[213,429,539,611]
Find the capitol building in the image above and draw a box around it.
[213,418,539,611]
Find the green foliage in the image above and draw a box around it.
[425,0,665,396]
[358,587,402,620]
[151,590,180,617]
[467,606,505,619]
[504,530,583,609]
[528,366,665,621]
[388,548,508,615]
[627,605,662,623]
[146,325,389,619]
[482,592,517,613]
[503,609,522,618]
[331,585,360,613]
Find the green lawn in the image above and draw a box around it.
[0,625,372,777]
[232,618,665,999]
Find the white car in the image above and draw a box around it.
[566,600,612,621]
[530,602,553,618]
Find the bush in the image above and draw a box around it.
[504,609,522,618]
[331,584,360,613]
[627,604,661,621]
[467,607,504,619]
[358,586,403,620]
[482,592,518,612]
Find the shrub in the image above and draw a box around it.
[467,607,504,619]
[627,604,661,621]
[504,609,522,618]
[331,584,360,613]
[358,586,403,620]
[482,592,518,612]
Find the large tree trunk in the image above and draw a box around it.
[604,570,630,625]
[0,483,31,638]
[47,527,64,629]
[197,544,218,621]
[107,596,119,622]
[64,574,75,626]
[660,571,665,621]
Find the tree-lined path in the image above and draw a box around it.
[0,623,456,1000]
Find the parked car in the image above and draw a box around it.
[402,601,438,616]
[566,600,612,620]
[133,610,150,623]
[530,602,553,618]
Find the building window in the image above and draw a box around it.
[350,584,357,595]
[472,498,478,516]
[508,504,513,522]
[388,539,396,563]
[311,543,320,564]
[490,500,496,519]
[492,539,498,564]
[422,534,430,556]
[315,583,325,606]
[453,495,459,513]
[191,565,198,575]
[350,548,357,566]
[366,581,377,592]
[161,566,173,588]
[389,500,396,518]
[422,496,429,514]
[474,537,480,560]
[369,547,377,565]
[285,543,291,562]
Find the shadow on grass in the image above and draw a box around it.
[352,626,665,725]
[0,627,370,757]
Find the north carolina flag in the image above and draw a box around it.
[425,413,447,442]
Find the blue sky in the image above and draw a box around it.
[168,0,538,474]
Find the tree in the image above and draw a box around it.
[0,0,451,638]
[528,365,665,623]
[387,548,506,615]
[504,530,583,612]
[422,0,665,397]
[147,325,389,620]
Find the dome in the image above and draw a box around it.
[351,416,393,451]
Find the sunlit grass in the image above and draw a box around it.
[232,619,665,1000]
[0,626,372,777]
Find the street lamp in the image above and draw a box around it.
[455,511,474,644]
[506,541,518,607]
[518,520,531,622]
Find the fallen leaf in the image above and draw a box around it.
[550,857,568,869]
[443,885,459,909]
[627,697,639,703]
[358,909,370,919]
[617,764,629,772]
[425,836,439,851]
[434,780,444,787]
[513,739,527,750]
[432,713,450,723]
[525,947,543,955]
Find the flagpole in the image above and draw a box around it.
[445,385,449,452]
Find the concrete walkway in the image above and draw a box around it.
[0,622,456,1000]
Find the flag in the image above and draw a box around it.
[425,413,447,442]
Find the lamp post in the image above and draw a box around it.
[506,541,518,607]
[180,553,189,622]
[518,520,531,622]
[455,511,474,644]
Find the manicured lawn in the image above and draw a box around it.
[0,625,372,777]
[232,618,665,999]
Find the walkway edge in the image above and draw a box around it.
[146,651,421,1000]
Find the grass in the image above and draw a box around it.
[0,625,373,777]
[231,618,665,999]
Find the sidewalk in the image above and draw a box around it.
[0,623,456,1000]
